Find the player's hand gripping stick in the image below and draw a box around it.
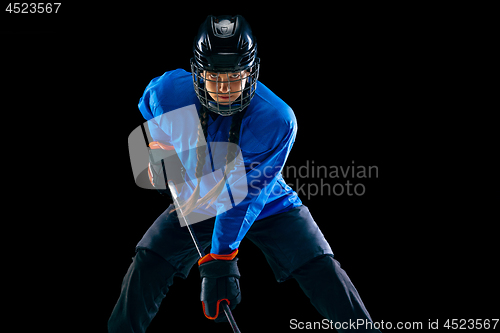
[167,181,242,333]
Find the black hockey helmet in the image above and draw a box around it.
[191,15,260,116]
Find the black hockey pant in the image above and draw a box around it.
[108,205,380,332]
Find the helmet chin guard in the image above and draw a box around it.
[190,15,260,116]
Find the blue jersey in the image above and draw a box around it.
[138,69,302,255]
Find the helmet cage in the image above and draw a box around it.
[190,57,260,116]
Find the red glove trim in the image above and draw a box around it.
[149,141,175,150]
[202,299,230,320]
[197,249,238,266]
[148,141,175,186]
[148,162,154,186]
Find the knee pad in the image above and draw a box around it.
[133,249,177,280]
[291,254,335,278]
[301,254,334,269]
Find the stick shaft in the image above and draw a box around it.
[223,302,241,333]
[167,180,241,332]
[167,181,205,257]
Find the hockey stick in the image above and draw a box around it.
[167,180,242,333]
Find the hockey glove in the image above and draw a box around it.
[198,249,241,322]
[148,141,176,198]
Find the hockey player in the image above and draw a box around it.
[109,15,381,332]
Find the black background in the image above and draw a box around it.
[3,3,497,332]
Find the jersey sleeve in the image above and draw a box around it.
[210,115,297,255]
[138,77,173,144]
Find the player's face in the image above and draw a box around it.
[202,71,249,105]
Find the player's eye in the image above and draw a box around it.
[230,73,241,79]
[209,73,218,79]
